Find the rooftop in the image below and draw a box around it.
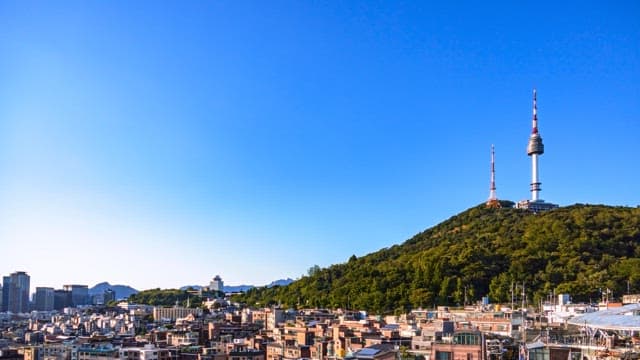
[568,303,640,331]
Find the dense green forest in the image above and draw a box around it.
[234,203,640,314]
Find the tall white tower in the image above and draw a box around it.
[527,89,544,201]
[517,89,558,211]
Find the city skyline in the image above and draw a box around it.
[1,1,639,291]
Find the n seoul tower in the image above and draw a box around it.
[517,89,558,211]
[527,89,544,201]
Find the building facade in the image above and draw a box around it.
[152,306,203,322]
[2,271,31,313]
[431,331,485,360]
[209,276,224,292]
[35,287,55,311]
[120,345,172,360]
[54,290,72,310]
[63,285,89,307]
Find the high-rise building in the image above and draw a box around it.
[91,289,116,306]
[54,289,72,310]
[35,287,55,311]
[209,275,224,292]
[1,277,8,312]
[104,289,116,304]
[1,271,31,313]
[63,285,89,307]
[517,89,558,212]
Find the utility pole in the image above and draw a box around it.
[521,282,526,343]
[464,285,468,307]
[511,282,515,312]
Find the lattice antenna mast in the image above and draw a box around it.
[486,145,501,208]
[489,145,497,200]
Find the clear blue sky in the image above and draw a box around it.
[1,1,639,292]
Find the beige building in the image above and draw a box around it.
[265,343,283,360]
[166,330,199,346]
[120,344,172,360]
[23,343,79,360]
[466,315,512,337]
[153,306,202,322]
[265,308,284,331]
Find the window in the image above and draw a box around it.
[436,351,452,360]
[453,333,479,345]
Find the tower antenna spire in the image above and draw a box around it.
[532,88,538,134]
[486,144,501,208]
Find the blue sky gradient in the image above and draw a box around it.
[1,1,639,291]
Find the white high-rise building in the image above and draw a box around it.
[209,275,224,292]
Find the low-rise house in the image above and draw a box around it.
[430,330,484,360]
[347,344,397,360]
[228,347,264,360]
[120,344,171,360]
[77,344,119,360]
[166,331,199,347]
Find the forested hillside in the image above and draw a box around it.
[127,288,219,308]
[234,203,640,314]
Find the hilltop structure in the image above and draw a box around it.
[209,275,224,292]
[486,145,501,208]
[516,89,558,211]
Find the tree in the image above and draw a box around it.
[307,265,321,277]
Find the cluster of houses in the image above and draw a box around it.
[1,293,639,360]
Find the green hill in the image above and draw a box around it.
[127,288,219,308]
[234,203,640,314]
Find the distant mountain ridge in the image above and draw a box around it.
[89,282,138,300]
[266,278,294,287]
[224,284,255,293]
[180,278,294,293]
